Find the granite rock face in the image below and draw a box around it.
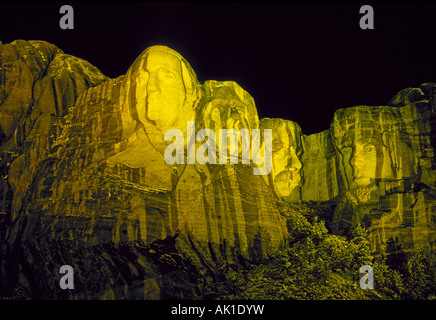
[263,84,436,257]
[1,40,436,299]
[0,40,108,221]
[0,41,286,299]
[330,85,436,256]
[259,118,303,201]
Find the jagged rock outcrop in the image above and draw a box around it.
[0,40,108,221]
[0,41,286,299]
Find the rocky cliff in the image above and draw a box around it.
[263,83,436,256]
[0,41,286,299]
[0,40,435,299]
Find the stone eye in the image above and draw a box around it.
[364,144,375,152]
[161,70,176,81]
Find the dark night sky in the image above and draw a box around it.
[2,2,436,134]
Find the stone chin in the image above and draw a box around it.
[274,169,301,198]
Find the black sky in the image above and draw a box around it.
[2,2,436,134]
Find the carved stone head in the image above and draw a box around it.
[121,45,204,138]
[200,80,259,162]
[331,106,415,202]
[260,118,303,198]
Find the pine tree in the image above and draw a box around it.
[385,237,408,275]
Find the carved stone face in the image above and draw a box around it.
[135,49,187,131]
[331,106,416,203]
[262,119,302,198]
[351,138,379,187]
[203,101,252,161]
[202,80,258,131]
[122,45,202,139]
[201,81,258,162]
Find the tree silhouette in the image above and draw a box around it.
[386,237,408,274]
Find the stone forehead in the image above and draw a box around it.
[331,106,403,141]
[334,105,399,125]
[126,46,179,78]
[131,45,199,85]
[142,45,185,62]
[261,118,301,135]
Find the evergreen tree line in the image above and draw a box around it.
[196,203,436,300]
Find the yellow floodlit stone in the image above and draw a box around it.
[260,118,302,199]
[200,80,259,163]
[120,45,204,141]
[331,105,415,203]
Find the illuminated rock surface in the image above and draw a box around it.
[261,87,436,257]
[329,92,436,255]
[0,41,285,299]
[0,40,435,299]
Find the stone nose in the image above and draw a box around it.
[146,72,161,93]
[350,154,364,168]
[288,166,299,172]
[287,156,302,171]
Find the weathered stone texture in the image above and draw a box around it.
[1,39,436,299]
[0,41,286,299]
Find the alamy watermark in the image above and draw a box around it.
[359,5,374,30]
[163,121,272,175]
[59,4,374,31]
[59,265,74,290]
[359,265,374,290]
[59,5,74,30]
